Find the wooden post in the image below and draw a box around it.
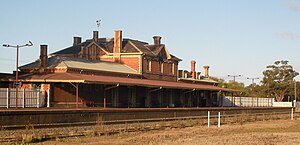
[6,88,9,108]
[22,88,25,108]
[76,83,79,110]
[47,89,50,108]
[240,97,242,107]
[37,91,40,108]
[208,111,210,128]
[218,112,221,128]
[103,84,119,109]
[291,108,294,120]
[104,91,106,109]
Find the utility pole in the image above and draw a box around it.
[247,77,259,97]
[228,74,241,82]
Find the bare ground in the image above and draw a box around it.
[35,119,300,145]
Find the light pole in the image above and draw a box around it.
[228,74,241,82]
[3,41,33,108]
[247,77,259,97]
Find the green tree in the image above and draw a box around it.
[245,84,266,98]
[261,60,298,102]
[210,76,246,96]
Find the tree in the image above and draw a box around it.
[210,76,246,96]
[261,60,298,102]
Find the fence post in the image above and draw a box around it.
[291,108,294,120]
[240,97,242,107]
[23,88,25,108]
[37,90,40,108]
[6,88,9,108]
[208,111,210,128]
[233,96,235,107]
[47,89,50,108]
[218,112,221,128]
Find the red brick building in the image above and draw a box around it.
[3,30,235,108]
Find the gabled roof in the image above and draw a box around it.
[20,56,139,75]
[50,37,182,61]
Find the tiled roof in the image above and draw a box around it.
[50,37,181,61]
[51,41,91,56]
[19,56,139,75]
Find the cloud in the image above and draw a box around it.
[279,32,295,40]
[288,2,300,10]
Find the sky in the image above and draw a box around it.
[0,0,300,86]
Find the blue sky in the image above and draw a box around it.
[1,0,300,85]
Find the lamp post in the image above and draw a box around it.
[247,77,259,97]
[3,41,33,108]
[228,74,241,82]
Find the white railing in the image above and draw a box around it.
[0,88,45,108]
[219,96,274,107]
[273,102,293,107]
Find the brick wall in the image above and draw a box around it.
[100,56,140,73]
[163,62,168,75]
[151,60,159,73]
[120,57,140,72]
[141,59,178,81]
[53,83,77,102]
[21,83,32,89]
[143,73,177,81]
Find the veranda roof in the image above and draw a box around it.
[14,73,238,92]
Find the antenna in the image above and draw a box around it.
[96,19,101,31]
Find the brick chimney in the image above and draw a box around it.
[73,37,82,46]
[93,31,98,42]
[153,36,161,45]
[39,45,48,68]
[203,65,210,78]
[197,72,201,79]
[191,60,196,79]
[114,30,122,53]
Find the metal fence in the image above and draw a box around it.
[220,96,274,107]
[0,88,45,108]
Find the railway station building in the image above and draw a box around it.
[1,30,235,108]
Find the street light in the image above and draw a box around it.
[247,77,259,97]
[228,74,241,82]
[2,41,33,108]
